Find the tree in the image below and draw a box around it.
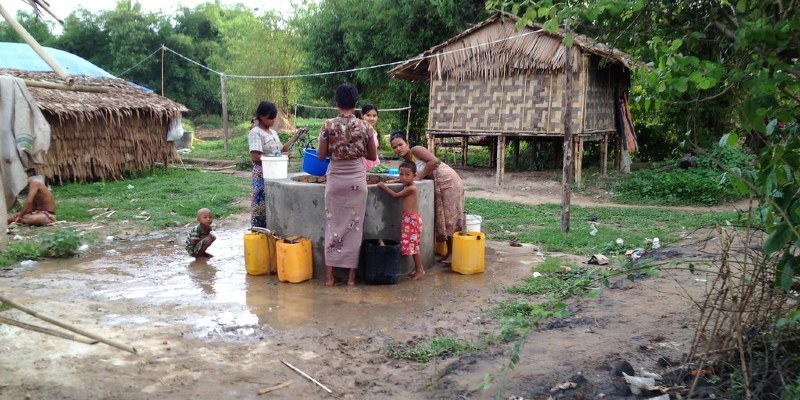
[293,0,489,142]
[0,10,56,45]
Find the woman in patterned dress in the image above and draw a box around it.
[317,84,378,286]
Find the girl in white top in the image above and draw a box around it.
[248,101,299,228]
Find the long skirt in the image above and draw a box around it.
[251,163,266,228]
[433,162,465,242]
[324,158,367,269]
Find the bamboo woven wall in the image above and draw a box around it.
[583,57,622,132]
[36,113,175,183]
[428,69,587,135]
[427,53,626,135]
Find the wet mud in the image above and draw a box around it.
[0,200,717,399]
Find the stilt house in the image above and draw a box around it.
[389,13,636,185]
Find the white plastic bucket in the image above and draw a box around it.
[465,214,482,232]
[261,155,288,180]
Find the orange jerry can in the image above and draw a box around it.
[276,236,313,283]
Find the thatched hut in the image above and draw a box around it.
[0,69,188,183]
[389,13,636,184]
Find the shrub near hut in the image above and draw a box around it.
[612,145,754,206]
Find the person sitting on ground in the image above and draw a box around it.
[377,160,425,280]
[185,208,216,259]
[7,175,56,226]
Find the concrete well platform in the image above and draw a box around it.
[264,173,434,279]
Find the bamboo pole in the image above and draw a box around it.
[22,79,109,93]
[0,295,138,354]
[0,3,73,85]
[160,44,165,96]
[0,315,99,345]
[281,360,332,394]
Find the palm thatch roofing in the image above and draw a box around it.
[0,69,188,119]
[1,69,188,182]
[389,13,636,82]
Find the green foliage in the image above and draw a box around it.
[493,299,569,342]
[385,337,480,363]
[0,10,56,44]
[294,0,489,143]
[612,145,755,206]
[53,169,249,230]
[0,241,45,266]
[507,266,594,297]
[534,257,570,274]
[37,228,81,258]
[465,197,737,254]
[0,302,9,312]
[613,167,736,206]
[0,228,81,267]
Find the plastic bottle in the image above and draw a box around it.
[652,238,661,249]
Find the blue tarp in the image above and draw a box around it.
[0,42,115,78]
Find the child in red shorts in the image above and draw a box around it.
[377,160,425,280]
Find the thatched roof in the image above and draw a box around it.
[0,69,188,120]
[389,13,636,82]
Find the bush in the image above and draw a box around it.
[38,228,81,258]
[614,167,735,205]
[612,145,754,206]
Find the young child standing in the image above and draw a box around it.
[377,160,425,280]
[186,208,216,259]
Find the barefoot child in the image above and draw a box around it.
[377,161,425,280]
[186,208,216,259]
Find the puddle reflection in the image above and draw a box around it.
[5,225,529,341]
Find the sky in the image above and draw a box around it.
[3,0,296,22]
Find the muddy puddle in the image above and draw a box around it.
[4,226,532,345]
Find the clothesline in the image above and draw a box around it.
[295,104,410,112]
[115,28,544,80]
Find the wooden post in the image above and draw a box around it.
[561,33,573,233]
[460,136,467,166]
[615,136,622,170]
[528,138,536,170]
[406,92,412,136]
[512,137,520,169]
[160,44,165,96]
[496,135,506,186]
[220,73,229,151]
[601,133,608,176]
[574,136,583,184]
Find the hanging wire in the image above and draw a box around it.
[150,28,544,80]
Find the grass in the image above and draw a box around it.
[466,198,739,255]
[53,168,250,230]
[385,337,483,363]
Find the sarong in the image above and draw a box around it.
[324,158,367,269]
[400,213,422,255]
[432,162,464,242]
[251,163,266,228]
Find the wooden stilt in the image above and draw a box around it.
[512,137,520,169]
[601,133,609,176]
[496,135,506,186]
[528,138,536,171]
[574,136,584,184]
[461,136,467,166]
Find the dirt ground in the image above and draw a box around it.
[0,163,734,400]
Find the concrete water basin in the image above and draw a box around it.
[264,173,435,280]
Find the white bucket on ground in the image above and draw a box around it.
[262,155,289,180]
[465,214,482,232]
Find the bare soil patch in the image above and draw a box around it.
[0,162,726,399]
